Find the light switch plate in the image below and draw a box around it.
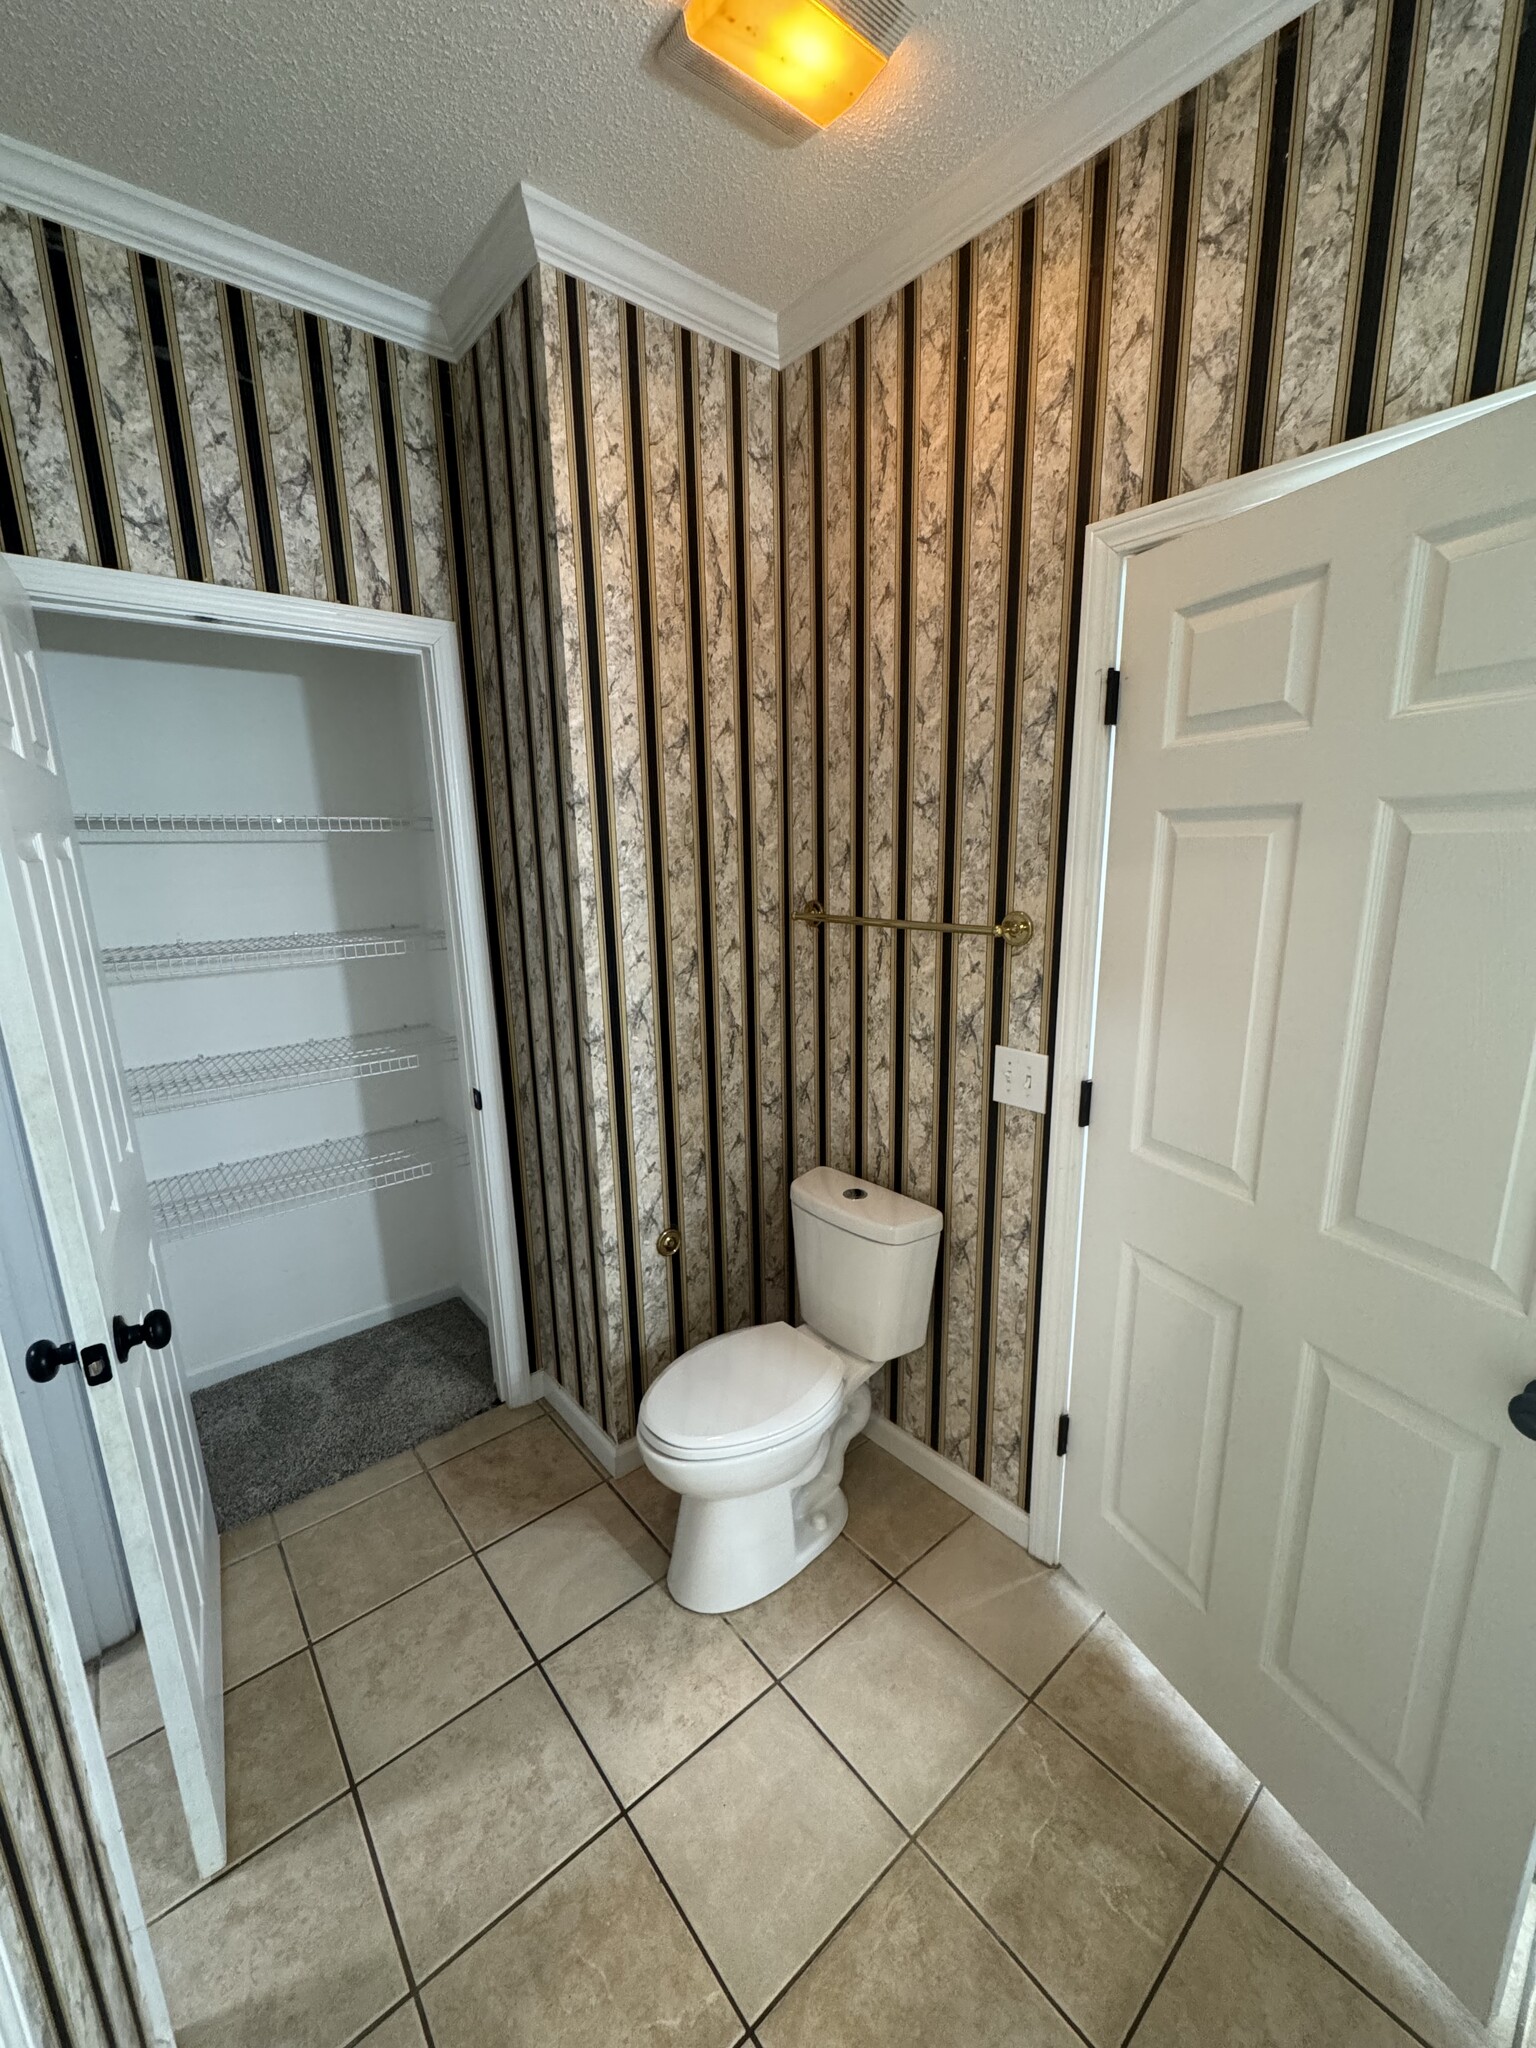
[993,1045,1049,1112]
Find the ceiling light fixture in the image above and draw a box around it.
[679,0,910,129]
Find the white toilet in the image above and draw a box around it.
[636,1167,943,1613]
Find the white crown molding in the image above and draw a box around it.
[776,0,1301,362]
[0,0,1292,372]
[515,185,781,367]
[438,189,540,360]
[0,130,450,354]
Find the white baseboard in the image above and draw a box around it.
[519,1381,1032,1549]
[181,1286,470,1392]
[863,1415,1033,1555]
[530,1371,644,1477]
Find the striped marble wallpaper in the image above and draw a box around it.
[2,0,1534,1503]
[0,1431,151,2046]
[461,0,1536,1496]
[0,206,456,617]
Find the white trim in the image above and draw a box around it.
[776,0,1298,362]
[523,1387,1032,1531]
[437,191,539,364]
[515,187,780,367]
[0,1929,47,2048]
[531,1370,645,1476]
[181,1287,469,1393]
[4,554,532,1417]
[0,131,448,356]
[2,0,1311,372]
[1028,383,1536,1568]
[863,1415,1032,1554]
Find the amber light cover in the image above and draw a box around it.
[682,0,887,127]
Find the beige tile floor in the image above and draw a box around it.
[98,1423,1533,2048]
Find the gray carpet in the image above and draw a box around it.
[193,1298,498,1529]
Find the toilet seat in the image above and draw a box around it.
[639,1322,846,1461]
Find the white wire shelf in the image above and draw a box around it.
[149,1121,468,1239]
[75,812,432,842]
[125,1027,458,1113]
[100,927,446,984]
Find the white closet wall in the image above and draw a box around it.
[41,616,486,1388]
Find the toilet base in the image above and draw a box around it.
[663,1381,872,1615]
[666,1478,846,1614]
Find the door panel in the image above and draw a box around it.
[1104,1247,1240,1608]
[0,559,224,1874]
[1262,1345,1495,1809]
[1134,807,1296,1195]
[1063,393,1536,2018]
[1326,798,1536,1305]
[1167,565,1325,741]
[1398,507,1536,710]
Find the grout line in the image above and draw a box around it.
[741,1837,910,2035]
[273,1534,442,2048]
[278,1469,606,1647]
[719,1573,890,1682]
[1119,1780,1262,2045]
[406,1812,635,2002]
[262,1451,427,1545]
[1116,1775,1461,2048]
[770,1681,925,1839]
[215,1448,1161,2047]
[434,1512,756,2040]
[1216,1772,1260,1866]
[622,1816,756,2036]
[141,1786,356,1928]
[259,1396,555,1568]
[336,1993,421,2048]
[281,1541,470,1647]
[1024,1606,1106,1699]
[906,1837,1099,2046]
[1027,1692,1237,1863]
[1219,1864,1466,2048]
[203,1441,1463,2048]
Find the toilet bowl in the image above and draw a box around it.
[637,1168,943,1613]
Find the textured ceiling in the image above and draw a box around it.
[0,0,1188,310]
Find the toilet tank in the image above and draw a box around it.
[790,1168,943,1363]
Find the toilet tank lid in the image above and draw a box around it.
[791,1168,943,1245]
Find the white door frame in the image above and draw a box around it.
[1028,381,1536,1566]
[4,554,531,1412]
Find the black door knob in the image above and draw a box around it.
[1511,1382,1536,1442]
[24,1338,78,1383]
[112,1308,173,1366]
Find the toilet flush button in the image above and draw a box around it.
[993,1045,1049,1112]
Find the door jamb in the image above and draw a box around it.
[1027,382,1536,1566]
[3,554,531,1410]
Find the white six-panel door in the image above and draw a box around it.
[0,559,225,1873]
[1062,393,1536,2019]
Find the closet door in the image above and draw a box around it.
[0,561,225,1874]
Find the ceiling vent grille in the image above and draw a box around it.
[654,1,922,146]
[834,0,918,57]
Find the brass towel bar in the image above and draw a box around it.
[791,899,1033,948]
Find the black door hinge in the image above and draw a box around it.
[1077,1079,1093,1127]
[1056,1413,1071,1457]
[1104,666,1121,726]
[472,1088,483,1110]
